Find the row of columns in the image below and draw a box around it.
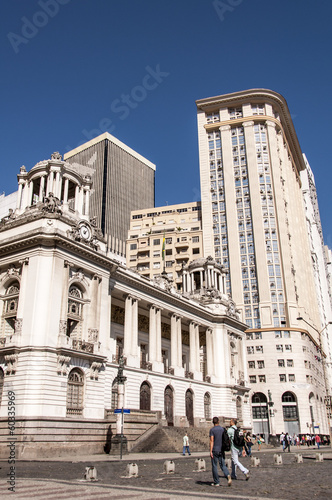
[16,169,91,217]
[121,294,216,381]
[182,266,226,294]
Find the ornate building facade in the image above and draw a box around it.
[0,154,250,458]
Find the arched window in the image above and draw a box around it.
[0,368,4,407]
[252,392,269,440]
[282,391,299,434]
[185,389,194,426]
[204,392,211,420]
[140,381,151,411]
[164,385,174,426]
[2,282,20,336]
[66,368,84,416]
[67,285,84,337]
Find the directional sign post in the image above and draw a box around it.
[114,409,131,459]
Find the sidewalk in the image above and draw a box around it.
[3,445,330,462]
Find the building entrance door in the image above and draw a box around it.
[164,385,174,426]
[186,389,194,426]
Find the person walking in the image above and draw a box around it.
[283,432,291,452]
[227,418,250,481]
[244,432,253,457]
[182,432,191,456]
[209,416,232,487]
[315,434,321,449]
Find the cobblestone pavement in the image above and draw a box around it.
[0,449,331,500]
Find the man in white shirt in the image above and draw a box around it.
[227,418,250,480]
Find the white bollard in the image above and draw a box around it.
[126,463,138,477]
[164,460,175,474]
[195,458,206,471]
[315,453,324,462]
[273,453,283,465]
[251,456,260,467]
[294,454,303,463]
[84,466,97,481]
[225,458,232,470]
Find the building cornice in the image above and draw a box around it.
[196,88,306,177]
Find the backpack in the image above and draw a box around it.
[222,428,231,452]
[233,427,245,448]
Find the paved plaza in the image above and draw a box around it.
[0,448,331,499]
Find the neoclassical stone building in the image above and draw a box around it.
[0,153,250,458]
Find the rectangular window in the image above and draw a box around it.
[246,333,253,340]
[247,346,254,354]
[166,249,172,255]
[255,332,262,340]
[276,345,283,352]
[256,346,263,353]
[278,359,285,367]
[165,261,173,268]
[249,375,257,383]
[130,243,137,250]
[279,374,286,382]
[285,345,292,352]
[275,331,282,338]
[259,375,266,383]
[193,248,200,254]
[153,239,160,245]
[248,361,255,369]
[287,359,294,367]
[288,374,295,382]
[192,236,199,243]
[165,238,172,244]
[153,262,160,269]
[257,360,265,369]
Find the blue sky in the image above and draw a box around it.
[1,0,332,246]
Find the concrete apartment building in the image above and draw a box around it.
[126,202,203,291]
[64,132,155,258]
[196,89,330,438]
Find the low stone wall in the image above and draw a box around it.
[0,410,160,459]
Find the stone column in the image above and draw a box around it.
[205,328,214,379]
[123,295,139,368]
[85,187,90,216]
[39,176,45,201]
[149,305,163,372]
[17,182,23,209]
[58,261,71,347]
[195,324,202,381]
[170,313,178,370]
[74,185,80,212]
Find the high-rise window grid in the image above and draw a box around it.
[254,123,285,327]
[232,126,260,328]
[208,129,231,294]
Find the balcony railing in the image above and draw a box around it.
[66,408,83,416]
[71,339,94,353]
[112,354,127,365]
[140,360,152,371]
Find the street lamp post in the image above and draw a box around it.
[297,316,332,445]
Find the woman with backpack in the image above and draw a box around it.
[227,418,250,481]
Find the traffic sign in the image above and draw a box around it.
[114,409,130,414]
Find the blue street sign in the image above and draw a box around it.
[114,409,131,414]
[123,409,130,414]
[114,409,122,413]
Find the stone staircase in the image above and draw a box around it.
[131,425,210,453]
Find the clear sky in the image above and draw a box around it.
[1,0,332,246]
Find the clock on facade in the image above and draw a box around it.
[79,224,91,241]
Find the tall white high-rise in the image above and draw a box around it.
[196,89,330,437]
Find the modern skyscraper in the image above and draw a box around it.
[64,132,155,257]
[196,89,330,437]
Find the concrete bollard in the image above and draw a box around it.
[225,458,232,470]
[84,466,97,481]
[251,456,260,467]
[195,458,206,471]
[273,453,283,465]
[294,454,303,463]
[126,463,138,477]
[164,460,175,474]
[315,453,324,462]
